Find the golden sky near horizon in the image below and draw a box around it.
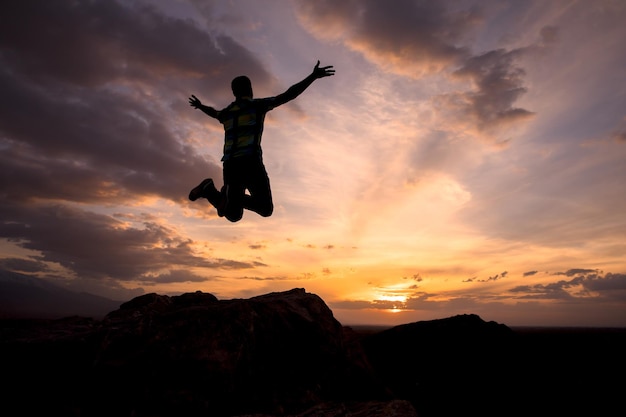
[1,0,625,327]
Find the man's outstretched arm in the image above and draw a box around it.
[189,94,219,119]
[273,60,335,107]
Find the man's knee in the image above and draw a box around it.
[258,203,273,217]
[224,205,244,222]
[226,212,243,222]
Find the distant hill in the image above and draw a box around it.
[0,269,122,319]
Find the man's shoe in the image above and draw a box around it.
[189,178,214,201]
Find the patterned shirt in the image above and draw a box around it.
[217,97,278,161]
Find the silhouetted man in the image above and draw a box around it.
[188,60,335,222]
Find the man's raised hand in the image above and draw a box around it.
[189,94,202,108]
[313,60,335,79]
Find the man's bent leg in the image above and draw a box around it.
[243,163,273,217]
[200,181,224,213]
[222,156,272,220]
[222,160,247,222]
[223,183,245,222]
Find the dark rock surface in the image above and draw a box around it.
[1,288,389,417]
[360,315,626,417]
[361,314,518,417]
[2,288,623,417]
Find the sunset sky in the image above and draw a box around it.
[1,0,625,327]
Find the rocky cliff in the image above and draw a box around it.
[1,288,397,417]
[5,288,616,417]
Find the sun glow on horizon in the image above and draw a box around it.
[376,294,408,304]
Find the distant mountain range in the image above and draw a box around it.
[0,269,122,319]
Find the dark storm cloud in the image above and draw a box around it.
[450,48,535,132]
[0,0,269,91]
[296,0,476,73]
[0,75,210,204]
[0,257,50,274]
[0,0,272,204]
[0,0,274,283]
[0,202,263,281]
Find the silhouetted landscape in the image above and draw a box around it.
[1,273,625,416]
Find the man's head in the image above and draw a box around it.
[231,76,253,99]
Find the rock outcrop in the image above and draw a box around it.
[6,289,596,417]
[1,288,392,417]
[361,314,518,417]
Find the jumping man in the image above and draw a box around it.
[188,60,335,222]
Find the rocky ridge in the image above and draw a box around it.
[2,288,395,416]
[6,288,615,417]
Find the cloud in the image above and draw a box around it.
[216,259,268,269]
[1,0,624,328]
[509,283,572,300]
[580,273,626,293]
[0,1,260,203]
[405,273,423,282]
[329,299,377,310]
[295,0,477,77]
[0,0,270,90]
[472,270,509,282]
[330,269,626,327]
[0,75,216,205]
[296,0,536,140]
[612,130,626,143]
[509,270,626,302]
[0,0,285,287]
[610,117,626,143]
[539,25,560,45]
[0,0,279,207]
[556,268,599,277]
[0,257,50,274]
[343,268,625,309]
[448,48,536,133]
[145,269,210,285]
[0,202,261,283]
[237,275,293,282]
